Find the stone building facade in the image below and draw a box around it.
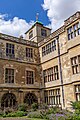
[0,11,80,110]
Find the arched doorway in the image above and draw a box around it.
[1,93,17,109]
[24,93,38,105]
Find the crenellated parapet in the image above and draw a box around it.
[64,11,80,27]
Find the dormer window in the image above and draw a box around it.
[41,29,47,37]
[29,30,33,39]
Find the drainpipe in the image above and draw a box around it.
[56,35,65,108]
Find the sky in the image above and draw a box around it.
[0,0,80,37]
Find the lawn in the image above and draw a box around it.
[0,118,46,120]
[23,116,46,120]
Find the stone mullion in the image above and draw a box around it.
[77,56,80,73]
[48,90,49,105]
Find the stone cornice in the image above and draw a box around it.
[0,33,38,47]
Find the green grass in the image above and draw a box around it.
[23,116,46,120]
[0,117,46,120]
[30,118,46,120]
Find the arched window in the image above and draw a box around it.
[1,93,17,108]
[24,93,38,105]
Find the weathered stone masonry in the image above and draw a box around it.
[0,11,80,109]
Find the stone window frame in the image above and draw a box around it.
[4,67,15,84]
[42,46,46,56]
[73,23,80,37]
[41,28,47,37]
[44,91,48,104]
[42,39,56,57]
[26,47,33,59]
[29,30,33,39]
[54,65,59,80]
[75,84,80,101]
[6,43,15,58]
[71,55,80,74]
[52,40,56,51]
[24,92,38,105]
[67,22,80,40]
[44,88,61,105]
[25,68,35,85]
[43,65,59,83]
[1,93,17,108]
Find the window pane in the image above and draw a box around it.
[67,23,80,40]
[6,43,15,58]
[44,66,59,82]
[26,71,34,84]
[26,48,33,58]
[45,89,60,105]
[41,29,47,37]
[29,30,33,39]
[5,68,14,83]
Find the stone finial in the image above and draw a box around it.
[36,13,39,21]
